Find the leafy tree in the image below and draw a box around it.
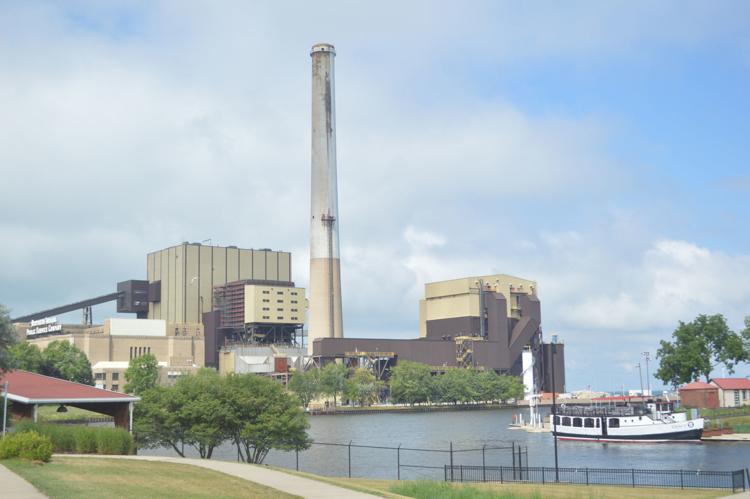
[497,374,524,402]
[42,340,93,385]
[345,368,383,406]
[656,314,749,387]
[319,362,348,410]
[288,369,320,408]
[0,304,17,373]
[435,368,478,404]
[389,361,434,405]
[124,353,160,395]
[9,342,43,373]
[133,386,190,457]
[223,373,310,464]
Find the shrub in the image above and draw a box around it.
[73,427,97,454]
[95,427,132,455]
[0,432,53,462]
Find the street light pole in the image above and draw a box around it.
[551,342,559,482]
[642,352,651,396]
[637,363,644,397]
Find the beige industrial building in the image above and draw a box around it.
[146,243,293,324]
[22,318,204,392]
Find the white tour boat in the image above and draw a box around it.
[551,400,703,443]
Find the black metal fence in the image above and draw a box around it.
[444,464,747,493]
[282,441,527,481]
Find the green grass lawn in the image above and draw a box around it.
[35,405,111,422]
[269,467,726,499]
[2,457,299,499]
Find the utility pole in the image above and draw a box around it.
[642,352,651,396]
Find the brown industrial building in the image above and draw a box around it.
[313,274,565,393]
[679,381,719,409]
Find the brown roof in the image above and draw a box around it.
[711,378,750,390]
[680,381,716,390]
[0,370,139,404]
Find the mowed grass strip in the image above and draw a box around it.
[271,470,725,499]
[3,457,300,499]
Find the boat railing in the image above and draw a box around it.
[553,405,650,417]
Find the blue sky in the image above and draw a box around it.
[1,1,749,391]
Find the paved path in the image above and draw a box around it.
[0,464,46,499]
[58,454,381,499]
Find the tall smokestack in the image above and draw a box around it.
[309,43,344,352]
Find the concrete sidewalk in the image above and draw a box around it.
[0,464,46,499]
[57,454,380,499]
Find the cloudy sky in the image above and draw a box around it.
[2,1,749,390]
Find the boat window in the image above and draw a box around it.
[562,417,571,426]
[572,417,582,427]
[609,418,620,428]
[596,418,600,428]
[584,418,594,428]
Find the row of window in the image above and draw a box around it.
[94,372,120,381]
[554,416,621,428]
[99,384,119,391]
[129,346,152,360]
[261,290,299,296]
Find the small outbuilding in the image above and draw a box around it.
[710,378,750,408]
[0,370,139,431]
[679,381,719,409]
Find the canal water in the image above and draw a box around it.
[143,408,750,480]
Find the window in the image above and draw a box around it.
[277,291,284,295]
[277,308,283,311]
[291,300,298,304]
[263,316,270,320]
[572,417,582,427]
[584,418,594,428]
[735,391,740,405]
[291,291,298,296]
[596,419,600,428]
[277,300,283,303]
[95,373,105,380]
[291,308,298,312]
[291,317,298,321]
[112,372,119,381]
[561,417,570,426]
[112,384,119,392]
[262,290,270,294]
[277,316,283,320]
[262,307,269,311]
[102,384,107,390]
[609,418,620,428]
[262,299,269,303]
[129,347,133,360]
[147,347,151,354]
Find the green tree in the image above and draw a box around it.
[8,342,43,373]
[656,314,749,387]
[389,361,434,405]
[124,353,160,395]
[319,362,348,410]
[435,368,478,404]
[133,386,190,457]
[345,368,383,406]
[497,374,524,402]
[288,369,320,408]
[175,369,230,459]
[223,373,310,464]
[0,305,17,373]
[42,340,93,385]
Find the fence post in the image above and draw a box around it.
[295,448,299,471]
[632,468,635,488]
[512,442,516,479]
[518,446,522,480]
[586,467,589,486]
[348,440,352,478]
[500,465,504,484]
[680,469,684,489]
[460,464,463,482]
[450,441,454,482]
[542,467,545,484]
[397,444,401,481]
[482,444,486,483]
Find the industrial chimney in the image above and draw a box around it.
[309,43,344,352]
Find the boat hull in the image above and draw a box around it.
[554,428,703,443]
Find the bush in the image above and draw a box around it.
[0,432,53,462]
[10,422,132,455]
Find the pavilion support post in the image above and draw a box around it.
[33,404,38,423]
[129,402,134,434]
